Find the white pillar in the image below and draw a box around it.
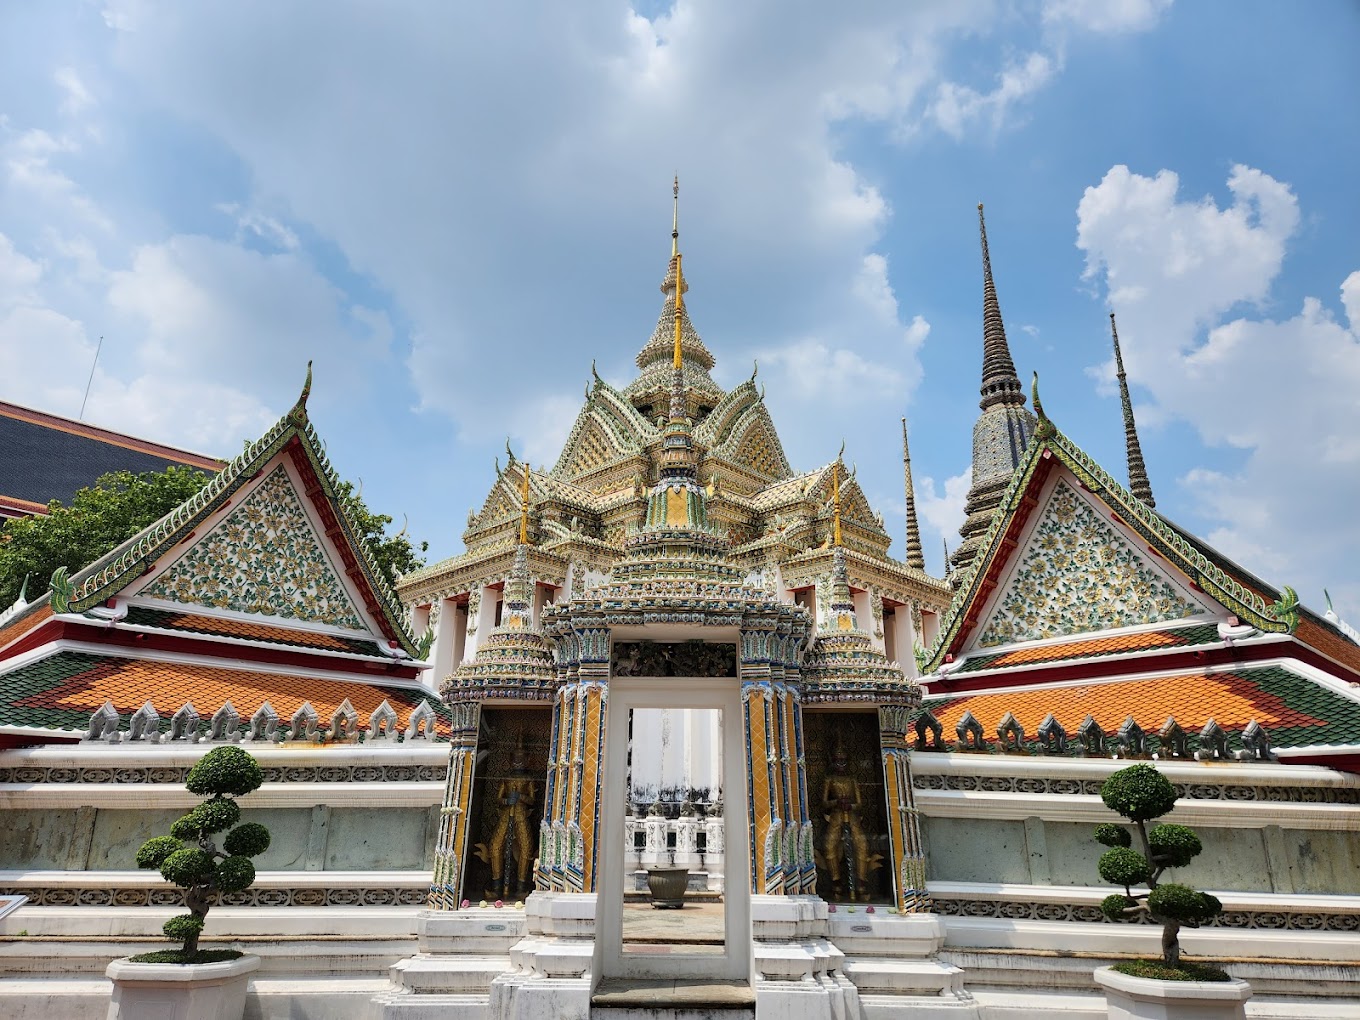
[429,598,458,681]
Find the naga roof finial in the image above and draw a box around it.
[1031,371,1046,420]
[291,360,313,422]
[1110,311,1155,508]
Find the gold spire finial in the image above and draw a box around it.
[672,175,679,257]
[518,459,531,546]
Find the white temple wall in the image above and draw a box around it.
[628,707,722,802]
[892,603,917,676]
[429,597,459,682]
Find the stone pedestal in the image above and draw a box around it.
[106,954,259,1020]
[828,911,980,1018]
[1094,966,1251,1020]
[750,896,860,1020]
[373,908,527,1018]
[488,893,596,1020]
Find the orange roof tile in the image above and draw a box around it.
[125,607,379,655]
[0,605,52,654]
[10,654,445,736]
[931,670,1325,740]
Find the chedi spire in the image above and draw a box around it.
[901,418,925,571]
[1110,312,1155,508]
[950,204,1036,581]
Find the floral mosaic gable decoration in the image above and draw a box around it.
[976,480,1203,648]
[142,465,365,630]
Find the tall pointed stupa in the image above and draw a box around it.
[949,204,1036,579]
[901,418,925,571]
[1109,312,1155,507]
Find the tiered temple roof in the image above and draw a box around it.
[916,379,1360,770]
[0,368,447,747]
[398,191,949,623]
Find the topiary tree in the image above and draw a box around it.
[1094,763,1222,972]
[135,746,271,959]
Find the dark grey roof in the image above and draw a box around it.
[0,402,222,511]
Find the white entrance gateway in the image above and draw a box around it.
[596,675,750,983]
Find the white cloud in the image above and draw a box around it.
[1044,0,1173,34]
[54,67,95,116]
[0,233,43,305]
[930,52,1056,140]
[216,202,300,251]
[94,0,1157,449]
[757,253,929,411]
[1077,164,1360,618]
[916,468,971,567]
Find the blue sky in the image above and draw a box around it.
[2,1,1358,620]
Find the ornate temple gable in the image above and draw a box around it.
[550,381,655,483]
[5,371,418,657]
[137,464,367,631]
[967,476,1209,651]
[714,404,793,484]
[925,412,1328,674]
[694,379,758,448]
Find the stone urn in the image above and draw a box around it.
[645,867,690,909]
[1094,965,1251,1020]
[107,954,259,1020]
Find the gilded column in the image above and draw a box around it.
[878,703,930,912]
[429,700,481,909]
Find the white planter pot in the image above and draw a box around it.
[1094,965,1251,1020]
[106,953,259,1020]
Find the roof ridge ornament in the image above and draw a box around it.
[291,360,313,424]
[1031,372,1054,439]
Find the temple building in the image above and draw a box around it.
[0,187,1357,1019]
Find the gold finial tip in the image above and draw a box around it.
[977,202,984,212]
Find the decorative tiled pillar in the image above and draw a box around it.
[878,703,930,912]
[537,625,610,894]
[741,623,817,898]
[429,700,481,909]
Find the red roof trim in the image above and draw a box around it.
[285,443,407,649]
[53,620,425,681]
[927,638,1360,695]
[0,493,49,517]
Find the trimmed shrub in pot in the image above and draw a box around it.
[134,745,271,961]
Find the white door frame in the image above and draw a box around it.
[595,676,751,981]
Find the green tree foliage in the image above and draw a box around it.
[332,479,428,586]
[0,465,427,610]
[135,746,272,957]
[0,466,211,608]
[1092,763,1223,972]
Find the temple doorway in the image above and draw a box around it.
[596,678,750,982]
[621,706,725,955]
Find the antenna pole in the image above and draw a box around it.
[80,336,104,420]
